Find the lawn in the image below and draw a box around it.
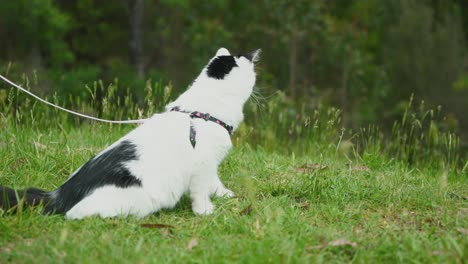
[0,121,466,263]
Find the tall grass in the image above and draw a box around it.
[0,76,171,129]
[0,76,465,172]
[388,95,460,169]
[239,91,343,155]
[241,92,464,171]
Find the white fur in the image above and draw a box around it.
[65,48,256,219]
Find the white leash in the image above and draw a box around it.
[0,74,147,124]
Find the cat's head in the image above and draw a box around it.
[168,48,260,119]
[196,47,261,103]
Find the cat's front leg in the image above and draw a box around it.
[191,192,214,215]
[189,166,217,215]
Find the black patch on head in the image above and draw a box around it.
[52,140,141,214]
[206,56,238,79]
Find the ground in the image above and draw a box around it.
[0,124,466,263]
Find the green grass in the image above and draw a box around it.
[0,121,466,263]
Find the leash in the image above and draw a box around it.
[0,74,146,124]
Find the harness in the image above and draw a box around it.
[170,107,233,148]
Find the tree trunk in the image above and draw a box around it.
[340,62,350,127]
[289,29,298,99]
[129,0,145,79]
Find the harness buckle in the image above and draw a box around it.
[202,113,210,121]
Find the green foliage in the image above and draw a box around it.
[383,0,466,107]
[1,0,467,143]
[453,74,468,92]
[0,0,467,165]
[0,0,72,66]
[59,0,128,66]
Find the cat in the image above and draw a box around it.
[0,47,260,219]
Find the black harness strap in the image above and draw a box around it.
[171,107,233,148]
[188,112,233,135]
[189,123,196,148]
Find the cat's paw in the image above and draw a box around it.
[192,201,214,215]
[214,187,235,198]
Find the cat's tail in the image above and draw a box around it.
[0,186,55,213]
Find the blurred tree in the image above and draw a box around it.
[0,0,71,69]
[254,0,324,98]
[57,0,128,67]
[382,0,467,126]
[0,0,467,141]
[128,0,145,79]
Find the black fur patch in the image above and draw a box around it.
[52,140,141,213]
[206,56,238,79]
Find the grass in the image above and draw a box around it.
[0,78,466,263]
[0,120,466,263]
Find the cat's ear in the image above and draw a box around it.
[216,48,230,56]
[245,49,261,63]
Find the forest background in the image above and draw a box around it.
[0,0,467,152]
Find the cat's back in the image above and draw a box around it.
[127,111,193,148]
[125,111,195,182]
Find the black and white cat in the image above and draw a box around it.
[0,47,260,219]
